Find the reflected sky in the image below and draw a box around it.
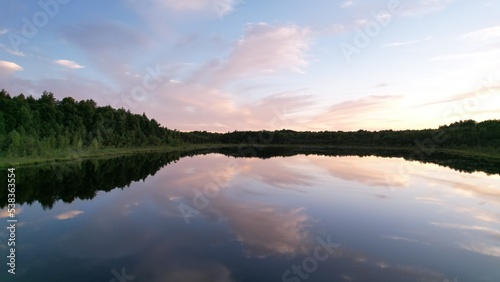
[1,154,499,282]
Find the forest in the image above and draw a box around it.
[1,90,499,158]
[181,119,500,149]
[0,90,182,157]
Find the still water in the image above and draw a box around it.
[1,151,499,282]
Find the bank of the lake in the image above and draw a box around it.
[0,143,235,168]
[2,143,499,168]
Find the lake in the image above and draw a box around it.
[1,149,499,282]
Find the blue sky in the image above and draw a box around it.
[0,0,499,132]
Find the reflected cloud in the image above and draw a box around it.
[239,157,315,190]
[430,222,500,237]
[221,205,310,257]
[308,155,409,188]
[415,196,446,205]
[422,175,500,203]
[381,235,431,246]
[431,221,500,258]
[459,242,500,257]
[0,207,22,218]
[55,210,84,220]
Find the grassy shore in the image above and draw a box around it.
[0,143,237,168]
[1,144,499,168]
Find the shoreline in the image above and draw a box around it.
[1,144,499,168]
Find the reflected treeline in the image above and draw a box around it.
[212,146,500,175]
[0,150,203,209]
[1,146,499,209]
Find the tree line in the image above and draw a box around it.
[180,119,500,149]
[0,90,182,157]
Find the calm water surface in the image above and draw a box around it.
[1,153,499,282]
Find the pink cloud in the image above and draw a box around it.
[216,23,312,78]
[0,60,23,74]
[55,59,85,69]
[303,95,404,131]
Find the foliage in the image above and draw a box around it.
[0,89,182,156]
[180,120,500,149]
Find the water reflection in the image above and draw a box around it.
[1,150,499,281]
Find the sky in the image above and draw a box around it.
[0,0,499,132]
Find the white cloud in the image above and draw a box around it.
[0,28,7,35]
[150,0,238,17]
[383,37,432,47]
[0,43,26,56]
[341,0,354,8]
[400,0,454,17]
[461,26,500,42]
[431,49,500,61]
[0,60,23,72]
[55,59,85,69]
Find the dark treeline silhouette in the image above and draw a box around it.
[0,90,181,157]
[212,146,500,175]
[0,150,210,209]
[1,147,499,209]
[180,119,500,149]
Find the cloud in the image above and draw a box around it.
[341,0,355,8]
[149,82,314,132]
[0,44,26,56]
[460,242,500,257]
[0,207,22,218]
[61,21,151,81]
[308,155,409,188]
[381,235,431,246]
[400,0,454,17]
[431,49,500,61]
[155,0,237,16]
[55,59,85,69]
[383,37,432,47]
[0,60,23,73]
[132,23,316,132]
[305,95,404,131]
[461,26,500,42]
[129,0,239,23]
[223,205,311,257]
[323,24,349,36]
[0,28,7,35]
[423,176,500,204]
[416,84,500,107]
[55,210,84,220]
[208,23,313,82]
